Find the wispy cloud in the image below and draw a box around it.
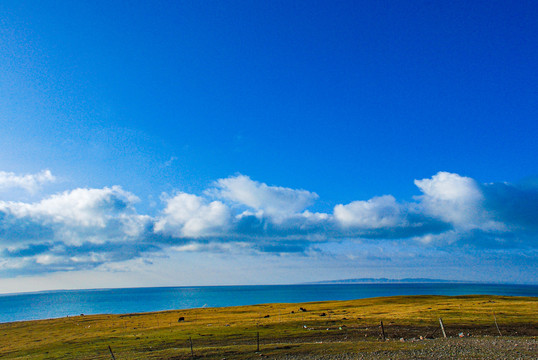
[0,170,55,193]
[162,156,178,168]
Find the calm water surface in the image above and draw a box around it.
[1,283,536,323]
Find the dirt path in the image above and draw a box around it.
[274,337,537,359]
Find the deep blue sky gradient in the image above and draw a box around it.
[2,0,536,208]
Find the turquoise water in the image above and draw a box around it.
[1,283,536,323]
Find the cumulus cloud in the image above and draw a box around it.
[1,186,140,228]
[0,186,150,245]
[414,172,505,232]
[0,185,155,275]
[415,172,484,227]
[154,192,231,238]
[1,170,537,277]
[0,169,55,193]
[330,172,537,243]
[334,195,404,229]
[210,174,319,220]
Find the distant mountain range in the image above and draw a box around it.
[307,278,473,284]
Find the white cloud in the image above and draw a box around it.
[331,172,510,239]
[334,195,403,229]
[35,254,64,265]
[414,171,502,231]
[211,174,319,220]
[301,210,330,222]
[0,170,55,193]
[1,170,536,279]
[0,186,149,245]
[154,192,231,238]
[1,186,139,228]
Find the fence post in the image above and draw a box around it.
[189,336,194,358]
[439,318,447,338]
[256,331,260,352]
[493,313,502,336]
[380,321,386,341]
[108,345,116,360]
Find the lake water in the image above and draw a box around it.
[1,283,536,323]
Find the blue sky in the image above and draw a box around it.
[0,1,537,293]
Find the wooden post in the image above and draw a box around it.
[439,318,447,338]
[108,345,116,360]
[493,313,502,336]
[189,337,194,358]
[380,321,386,341]
[256,331,260,352]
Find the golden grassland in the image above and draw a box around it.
[0,295,536,359]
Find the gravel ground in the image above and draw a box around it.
[273,337,537,359]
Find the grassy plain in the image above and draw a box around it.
[0,295,536,359]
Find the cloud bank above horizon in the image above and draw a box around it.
[0,170,536,278]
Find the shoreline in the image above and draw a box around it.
[2,282,537,324]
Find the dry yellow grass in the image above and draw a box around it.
[1,295,536,359]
